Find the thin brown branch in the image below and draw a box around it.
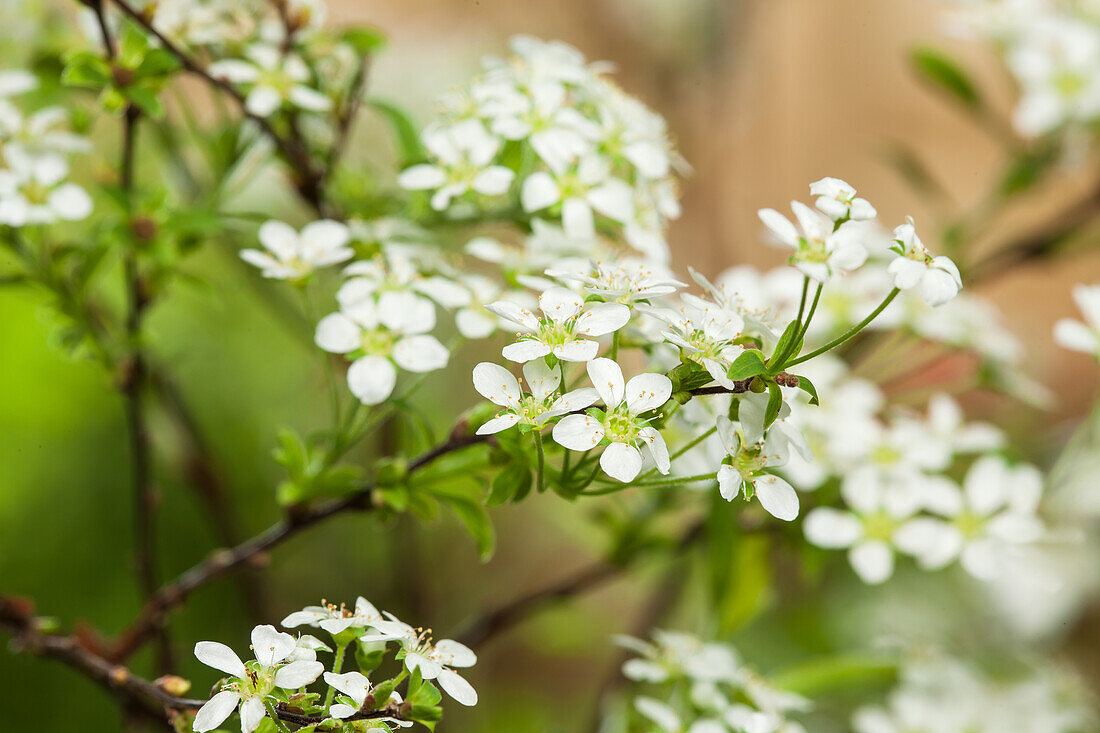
[967,178,1100,284]
[455,519,705,648]
[0,597,407,729]
[104,0,327,214]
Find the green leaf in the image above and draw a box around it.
[487,462,531,507]
[125,85,165,118]
[343,27,388,54]
[726,349,768,381]
[767,320,803,372]
[427,482,496,560]
[910,47,981,110]
[369,98,424,166]
[61,52,111,87]
[998,144,1058,197]
[135,48,181,79]
[791,374,819,405]
[764,381,783,428]
[769,654,898,697]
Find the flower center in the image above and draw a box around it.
[734,445,767,479]
[22,181,51,205]
[954,510,986,540]
[796,236,829,264]
[861,511,896,542]
[361,327,397,356]
[603,405,639,442]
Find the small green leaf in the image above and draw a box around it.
[369,98,424,166]
[910,47,981,110]
[343,27,388,54]
[135,48,181,79]
[726,349,768,381]
[487,462,531,507]
[764,381,783,428]
[791,374,819,405]
[769,654,898,697]
[767,320,803,372]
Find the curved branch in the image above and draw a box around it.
[0,597,406,729]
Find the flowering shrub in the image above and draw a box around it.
[0,1,1099,732]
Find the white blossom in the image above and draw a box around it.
[240,220,352,280]
[192,625,324,733]
[808,177,877,221]
[362,616,478,706]
[209,44,332,116]
[398,119,514,210]
[486,286,629,363]
[0,149,92,226]
[1054,283,1100,358]
[757,201,868,282]
[551,357,671,482]
[471,360,598,434]
[887,217,962,306]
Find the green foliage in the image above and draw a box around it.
[767,320,803,373]
[726,349,768,381]
[273,429,365,506]
[909,46,982,110]
[369,99,425,166]
[487,461,532,506]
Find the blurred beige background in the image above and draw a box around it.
[335,0,1100,415]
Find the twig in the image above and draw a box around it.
[0,597,408,729]
[455,519,705,648]
[104,0,327,214]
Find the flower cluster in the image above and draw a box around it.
[944,0,1100,138]
[192,597,478,732]
[0,69,92,227]
[614,630,809,733]
[398,36,682,263]
[853,654,1094,733]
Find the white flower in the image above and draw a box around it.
[288,634,330,662]
[887,218,962,306]
[486,286,630,363]
[471,360,598,434]
[802,468,933,584]
[362,617,478,706]
[281,596,384,636]
[398,119,514,211]
[551,358,671,482]
[757,201,868,282]
[714,397,810,521]
[549,258,685,305]
[904,456,1046,580]
[315,291,449,405]
[0,104,90,158]
[1054,283,1100,358]
[0,149,92,226]
[634,696,682,732]
[643,295,746,389]
[616,630,739,684]
[240,220,352,280]
[808,177,877,221]
[208,44,332,116]
[192,625,324,733]
[521,154,635,239]
[0,69,37,99]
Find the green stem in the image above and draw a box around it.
[583,472,717,496]
[264,700,292,733]
[534,430,546,493]
[323,642,348,712]
[787,288,900,368]
[795,276,809,324]
[794,282,823,345]
[609,330,621,360]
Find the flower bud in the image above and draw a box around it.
[156,675,192,697]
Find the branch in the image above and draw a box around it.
[0,597,407,729]
[454,519,705,648]
[104,0,327,214]
[967,178,1100,284]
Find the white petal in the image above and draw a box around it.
[193,691,240,733]
[274,660,324,689]
[252,625,295,667]
[398,164,446,190]
[803,508,861,548]
[920,268,960,306]
[587,180,635,223]
[239,696,266,733]
[377,290,436,334]
[472,362,521,407]
[437,669,478,706]
[329,703,358,719]
[472,166,514,195]
[638,427,670,474]
[522,359,561,401]
[753,475,799,521]
[347,356,397,405]
[848,541,895,584]
[433,639,477,668]
[393,335,449,373]
[716,465,742,501]
[246,86,282,117]
[48,184,92,220]
[502,339,552,363]
[624,373,672,414]
[539,286,584,323]
[600,441,643,482]
[289,85,332,111]
[758,208,799,247]
[561,197,595,238]
[552,414,604,451]
[574,302,630,336]
[521,171,560,212]
[548,387,600,413]
[324,671,373,707]
[258,220,299,260]
[552,339,600,362]
[476,413,521,435]
[315,313,361,354]
[586,357,625,408]
[194,642,246,679]
[1053,319,1097,354]
[405,651,443,679]
[484,300,541,331]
